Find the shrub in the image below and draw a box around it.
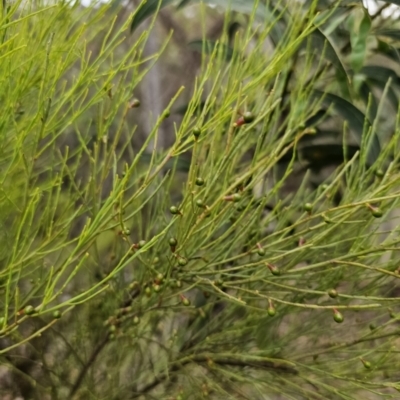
[1,1,400,399]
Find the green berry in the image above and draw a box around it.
[375,169,384,178]
[196,199,205,208]
[133,316,140,325]
[243,111,255,123]
[138,240,146,248]
[362,360,372,369]
[267,306,276,317]
[371,208,383,218]
[328,289,338,298]
[333,310,344,323]
[232,193,241,203]
[176,280,182,288]
[193,127,201,138]
[163,109,170,118]
[52,310,61,319]
[195,177,205,186]
[304,203,313,213]
[181,297,191,306]
[169,238,178,247]
[145,287,152,297]
[24,305,35,316]
[178,257,187,266]
[257,248,265,257]
[129,98,141,108]
[321,184,329,191]
[170,206,180,215]
[153,284,161,293]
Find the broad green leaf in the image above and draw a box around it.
[305,28,348,81]
[360,66,399,112]
[350,10,371,73]
[375,29,400,41]
[188,39,234,61]
[131,0,176,31]
[313,91,380,165]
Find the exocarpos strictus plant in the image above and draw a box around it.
[1,1,400,399]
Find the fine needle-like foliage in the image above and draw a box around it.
[2,1,400,399]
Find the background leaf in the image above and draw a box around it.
[131,0,176,31]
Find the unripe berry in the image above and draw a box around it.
[129,98,141,108]
[243,111,255,123]
[138,240,146,249]
[195,177,205,186]
[169,237,178,247]
[133,316,140,325]
[196,199,205,208]
[257,248,265,256]
[304,203,313,213]
[52,310,61,319]
[178,257,188,266]
[193,127,201,138]
[181,296,190,306]
[24,305,35,316]
[170,206,180,215]
[328,289,338,298]
[267,306,276,317]
[333,309,344,323]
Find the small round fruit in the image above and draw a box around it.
[375,169,384,178]
[196,199,205,208]
[182,297,191,306]
[267,306,276,317]
[304,203,313,212]
[170,206,179,215]
[362,360,372,369]
[138,240,146,248]
[257,248,266,257]
[243,111,255,123]
[195,177,205,186]
[153,284,161,293]
[133,316,140,325]
[232,193,241,203]
[169,238,178,247]
[145,287,152,297]
[163,109,170,118]
[24,305,35,316]
[129,98,141,108]
[328,289,338,298]
[371,208,383,218]
[193,127,201,138]
[178,257,188,266]
[52,310,61,319]
[333,310,344,323]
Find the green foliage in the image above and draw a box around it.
[2,1,400,400]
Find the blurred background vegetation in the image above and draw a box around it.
[2,0,400,399]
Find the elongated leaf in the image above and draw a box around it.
[188,40,234,61]
[313,91,380,165]
[305,28,348,80]
[375,29,400,40]
[350,10,371,72]
[361,66,400,110]
[131,0,176,31]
